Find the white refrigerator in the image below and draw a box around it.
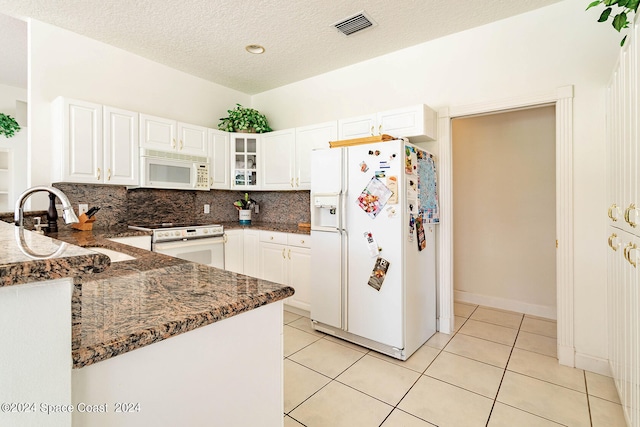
[310,140,439,360]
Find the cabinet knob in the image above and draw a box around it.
[107,168,112,181]
[282,248,286,259]
[370,126,374,136]
[625,203,638,228]
[180,139,184,150]
[608,204,619,222]
[608,233,618,251]
[97,167,101,180]
[288,249,291,260]
[172,138,176,149]
[378,124,382,135]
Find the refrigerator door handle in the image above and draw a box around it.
[340,228,348,331]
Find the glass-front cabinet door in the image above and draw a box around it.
[231,133,259,189]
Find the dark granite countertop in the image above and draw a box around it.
[0,221,110,287]
[1,221,295,369]
[222,221,311,235]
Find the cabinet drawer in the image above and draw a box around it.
[287,233,311,248]
[260,231,287,245]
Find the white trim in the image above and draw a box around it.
[575,353,612,377]
[438,85,574,367]
[454,290,556,320]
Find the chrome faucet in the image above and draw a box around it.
[14,186,80,230]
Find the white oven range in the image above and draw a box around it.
[129,223,225,269]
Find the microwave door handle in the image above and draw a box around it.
[192,165,198,189]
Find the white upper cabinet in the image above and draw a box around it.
[260,122,337,191]
[54,98,139,185]
[338,104,436,141]
[54,97,103,183]
[260,129,295,190]
[338,114,377,140]
[178,122,209,156]
[209,129,230,189]
[231,133,260,189]
[295,121,337,189]
[140,114,208,157]
[103,106,139,185]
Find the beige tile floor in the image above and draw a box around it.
[283,302,627,427]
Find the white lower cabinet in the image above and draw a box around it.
[243,229,260,278]
[259,231,311,312]
[223,229,244,274]
[223,228,311,310]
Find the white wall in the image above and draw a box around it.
[28,19,250,208]
[252,0,620,366]
[452,106,556,317]
[0,83,28,211]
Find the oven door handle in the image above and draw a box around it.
[154,236,225,251]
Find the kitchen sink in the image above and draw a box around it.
[87,247,136,263]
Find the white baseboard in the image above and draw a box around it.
[454,290,557,320]
[283,304,309,318]
[575,352,612,377]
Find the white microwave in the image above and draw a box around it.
[140,149,210,191]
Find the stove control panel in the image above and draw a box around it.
[153,225,224,242]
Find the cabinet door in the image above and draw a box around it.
[377,104,436,141]
[287,245,311,312]
[103,106,139,185]
[139,114,177,151]
[243,229,261,277]
[261,129,295,190]
[178,122,209,156]
[224,229,244,274]
[259,242,287,284]
[295,121,337,190]
[231,134,260,190]
[59,98,103,183]
[209,129,230,189]
[338,114,377,140]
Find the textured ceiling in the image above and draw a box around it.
[0,13,27,88]
[0,0,563,94]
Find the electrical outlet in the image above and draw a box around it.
[204,204,210,214]
[79,204,89,215]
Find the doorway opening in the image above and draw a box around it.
[451,106,557,317]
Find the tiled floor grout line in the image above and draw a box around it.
[484,312,525,427]
[583,370,594,427]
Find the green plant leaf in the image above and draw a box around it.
[612,12,628,30]
[586,0,602,9]
[621,34,628,45]
[628,0,640,11]
[587,0,603,8]
[617,0,630,7]
[598,7,613,21]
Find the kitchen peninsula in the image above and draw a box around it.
[0,220,294,427]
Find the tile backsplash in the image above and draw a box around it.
[47,183,310,228]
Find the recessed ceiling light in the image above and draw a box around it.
[245,44,265,54]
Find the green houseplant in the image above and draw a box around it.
[0,113,21,138]
[218,104,272,133]
[587,0,640,45]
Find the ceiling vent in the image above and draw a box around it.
[332,11,377,36]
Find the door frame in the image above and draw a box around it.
[437,85,575,367]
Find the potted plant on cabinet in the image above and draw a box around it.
[0,113,21,138]
[218,104,272,133]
